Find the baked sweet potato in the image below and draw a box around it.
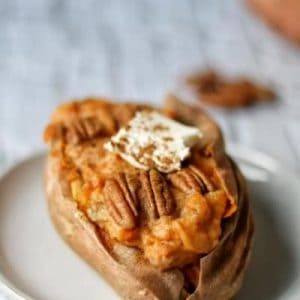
[44,97,254,300]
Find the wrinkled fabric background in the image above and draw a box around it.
[0,0,300,298]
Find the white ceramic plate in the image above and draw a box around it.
[0,145,300,300]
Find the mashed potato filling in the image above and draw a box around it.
[45,100,236,270]
[140,191,227,269]
[71,166,229,270]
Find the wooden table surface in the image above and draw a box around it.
[0,0,300,298]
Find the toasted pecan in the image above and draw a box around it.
[140,169,174,220]
[169,165,214,194]
[44,116,104,145]
[103,173,140,229]
[186,70,275,108]
[66,116,103,144]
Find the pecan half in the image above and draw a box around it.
[44,116,104,145]
[140,169,174,220]
[66,116,103,144]
[186,70,276,108]
[103,173,139,229]
[169,165,214,194]
[188,166,214,192]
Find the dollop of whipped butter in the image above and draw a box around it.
[104,111,202,173]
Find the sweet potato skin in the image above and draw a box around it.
[164,97,255,300]
[45,156,185,300]
[45,98,254,300]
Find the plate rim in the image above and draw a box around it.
[0,144,298,300]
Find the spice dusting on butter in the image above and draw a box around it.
[104,111,202,173]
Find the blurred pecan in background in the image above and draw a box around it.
[186,70,276,108]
